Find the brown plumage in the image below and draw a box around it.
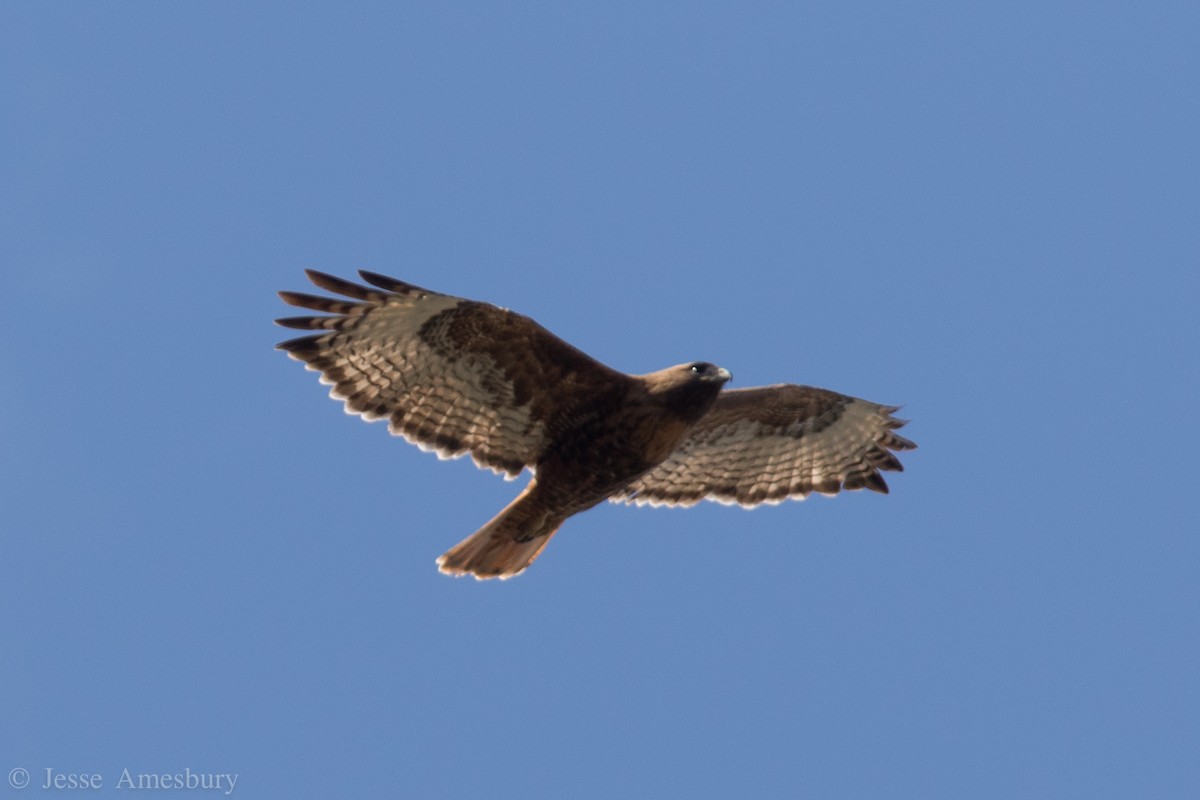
[276,270,916,580]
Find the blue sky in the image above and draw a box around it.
[2,2,1198,797]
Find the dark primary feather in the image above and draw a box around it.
[357,270,434,295]
[305,269,388,300]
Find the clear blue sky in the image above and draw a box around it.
[3,2,1197,798]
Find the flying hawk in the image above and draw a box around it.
[276,271,915,580]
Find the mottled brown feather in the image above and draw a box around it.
[276,271,634,478]
[613,385,916,508]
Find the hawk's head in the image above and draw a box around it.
[642,361,732,421]
[683,361,733,384]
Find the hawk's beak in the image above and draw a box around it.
[715,367,732,383]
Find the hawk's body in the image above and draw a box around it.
[277,271,915,579]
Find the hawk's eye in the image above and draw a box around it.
[690,362,711,375]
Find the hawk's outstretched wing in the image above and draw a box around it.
[612,385,916,507]
[276,270,631,478]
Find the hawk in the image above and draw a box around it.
[276,271,916,580]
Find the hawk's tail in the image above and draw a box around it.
[436,483,563,580]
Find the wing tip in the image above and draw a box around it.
[879,404,916,451]
[300,269,381,300]
[357,270,431,295]
[277,289,316,308]
[274,315,333,330]
[864,472,890,494]
[275,334,325,354]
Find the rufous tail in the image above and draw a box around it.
[436,483,563,580]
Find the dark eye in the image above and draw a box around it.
[690,362,711,375]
